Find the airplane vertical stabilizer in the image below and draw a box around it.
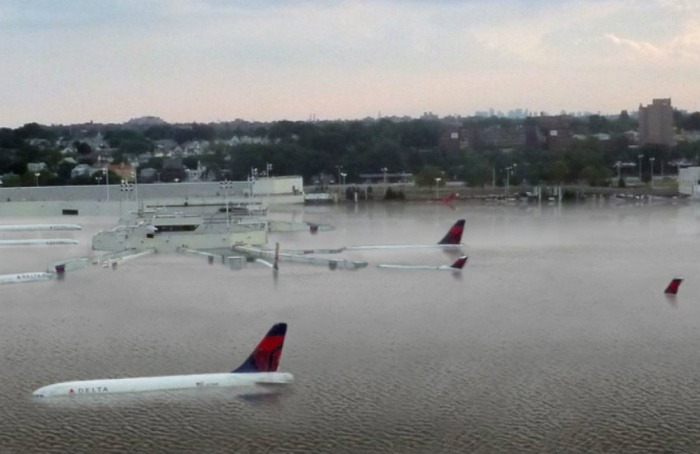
[449,255,468,270]
[233,323,287,373]
[438,219,465,245]
[664,277,683,295]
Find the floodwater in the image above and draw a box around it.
[3,200,700,452]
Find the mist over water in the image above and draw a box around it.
[3,201,700,452]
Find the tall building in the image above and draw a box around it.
[638,98,674,146]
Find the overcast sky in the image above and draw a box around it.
[1,0,698,127]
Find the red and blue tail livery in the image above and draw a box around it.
[233,323,287,373]
[438,219,465,245]
[664,278,683,295]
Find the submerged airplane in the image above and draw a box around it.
[0,239,78,246]
[0,271,53,285]
[33,323,292,398]
[664,278,683,295]
[377,255,468,271]
[290,219,466,255]
[0,224,81,232]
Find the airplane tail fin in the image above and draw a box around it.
[233,323,287,373]
[450,255,468,269]
[664,278,683,295]
[438,219,465,245]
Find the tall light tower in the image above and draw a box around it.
[104,167,110,202]
[335,165,343,185]
[220,179,233,227]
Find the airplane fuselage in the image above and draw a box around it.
[0,239,78,246]
[0,272,53,284]
[376,264,458,270]
[33,372,293,397]
[0,224,81,231]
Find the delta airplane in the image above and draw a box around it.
[0,271,53,285]
[290,219,466,255]
[0,239,78,246]
[665,277,683,295]
[0,223,81,232]
[377,255,468,271]
[33,323,292,398]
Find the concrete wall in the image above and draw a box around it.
[0,176,303,202]
[0,176,305,217]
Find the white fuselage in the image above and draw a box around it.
[0,239,78,246]
[0,224,82,231]
[33,372,293,398]
[0,272,53,284]
[376,264,458,270]
[348,243,463,251]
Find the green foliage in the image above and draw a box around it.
[0,173,20,187]
[74,141,93,155]
[414,166,444,187]
[383,187,406,200]
[2,110,700,188]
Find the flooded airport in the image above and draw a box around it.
[3,200,700,452]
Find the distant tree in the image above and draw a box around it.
[547,160,569,183]
[1,173,21,188]
[415,165,444,187]
[15,122,56,141]
[682,112,700,131]
[74,141,92,155]
[588,115,609,134]
[0,128,21,148]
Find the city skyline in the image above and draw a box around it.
[1,0,698,128]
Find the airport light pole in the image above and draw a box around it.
[335,165,343,186]
[104,167,110,202]
[120,179,133,202]
[504,166,512,197]
[220,179,233,227]
[649,157,655,188]
[638,154,643,182]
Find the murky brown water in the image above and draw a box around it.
[3,200,700,452]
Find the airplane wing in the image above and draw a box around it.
[232,245,368,270]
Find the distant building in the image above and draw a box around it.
[27,162,47,172]
[525,116,573,152]
[70,164,92,179]
[678,167,700,197]
[638,98,674,147]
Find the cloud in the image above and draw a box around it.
[605,21,700,61]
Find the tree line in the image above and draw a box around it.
[1,110,700,187]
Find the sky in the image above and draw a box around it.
[1,0,699,127]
